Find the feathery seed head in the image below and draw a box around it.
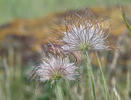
[62,20,109,52]
[32,55,78,83]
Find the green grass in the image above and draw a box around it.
[0,0,131,25]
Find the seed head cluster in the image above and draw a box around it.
[31,11,110,84]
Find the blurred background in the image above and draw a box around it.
[0,0,131,25]
[0,0,131,100]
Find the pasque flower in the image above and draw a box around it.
[62,20,109,52]
[32,55,78,83]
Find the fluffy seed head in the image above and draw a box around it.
[32,55,78,83]
[62,20,109,52]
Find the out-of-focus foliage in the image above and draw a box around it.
[0,6,131,66]
[0,6,131,46]
[0,0,131,24]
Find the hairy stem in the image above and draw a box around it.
[84,52,96,100]
[56,82,63,100]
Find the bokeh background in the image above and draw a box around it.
[0,0,131,100]
[0,0,131,25]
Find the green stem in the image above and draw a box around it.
[84,52,96,100]
[56,82,63,100]
[95,52,110,100]
[122,9,131,37]
[65,80,72,100]
[118,2,131,37]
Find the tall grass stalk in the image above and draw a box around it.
[8,48,14,79]
[56,81,63,100]
[113,87,121,100]
[125,71,130,100]
[84,52,96,100]
[3,58,11,100]
[121,9,131,37]
[95,52,110,100]
[118,0,131,37]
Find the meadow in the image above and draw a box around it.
[0,0,131,100]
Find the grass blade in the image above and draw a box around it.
[96,52,110,100]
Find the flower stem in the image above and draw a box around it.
[84,52,96,100]
[95,52,110,100]
[56,81,63,100]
